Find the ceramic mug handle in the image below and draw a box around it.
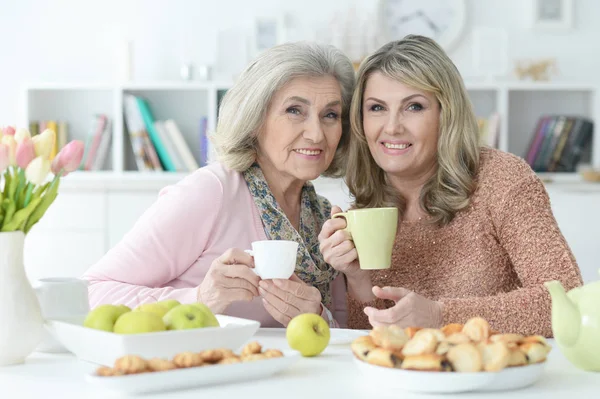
[332,212,352,235]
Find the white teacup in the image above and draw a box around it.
[33,277,90,353]
[245,240,298,280]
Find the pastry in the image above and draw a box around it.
[147,358,177,372]
[241,341,262,356]
[519,342,548,364]
[241,353,269,362]
[96,366,124,377]
[446,343,482,372]
[507,348,528,367]
[370,325,409,351]
[415,328,445,342]
[218,356,242,365]
[490,333,524,345]
[365,348,400,368]
[264,349,284,358]
[444,332,471,345]
[401,354,445,371]
[480,341,510,371]
[523,335,552,354]
[441,323,464,336]
[199,349,235,363]
[404,327,422,338]
[114,355,147,374]
[402,330,438,356]
[351,336,376,361]
[173,352,204,368]
[462,317,490,342]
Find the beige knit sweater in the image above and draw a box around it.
[347,148,583,337]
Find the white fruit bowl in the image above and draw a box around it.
[45,314,260,366]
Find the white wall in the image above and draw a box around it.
[1,0,600,125]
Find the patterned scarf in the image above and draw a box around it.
[242,164,339,308]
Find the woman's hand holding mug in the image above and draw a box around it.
[198,248,261,314]
[318,206,361,277]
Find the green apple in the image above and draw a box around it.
[157,299,181,311]
[163,304,220,330]
[83,304,131,332]
[134,303,169,318]
[286,313,330,357]
[113,311,166,334]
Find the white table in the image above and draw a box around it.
[1,329,598,398]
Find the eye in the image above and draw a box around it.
[369,104,384,112]
[286,106,301,115]
[324,111,339,119]
[407,103,423,112]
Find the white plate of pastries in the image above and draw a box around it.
[351,317,551,394]
[86,341,300,394]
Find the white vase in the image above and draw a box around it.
[0,231,44,366]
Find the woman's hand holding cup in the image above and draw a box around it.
[198,248,261,314]
[318,206,361,277]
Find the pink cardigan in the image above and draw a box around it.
[81,162,347,328]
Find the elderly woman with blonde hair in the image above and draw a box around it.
[319,35,582,336]
[83,42,355,327]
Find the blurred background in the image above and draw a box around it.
[1,0,599,284]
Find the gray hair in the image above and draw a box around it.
[211,41,355,177]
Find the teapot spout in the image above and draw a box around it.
[545,280,580,347]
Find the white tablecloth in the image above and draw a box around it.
[1,329,598,398]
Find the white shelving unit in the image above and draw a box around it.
[20,79,599,188]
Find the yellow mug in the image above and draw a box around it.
[332,207,398,270]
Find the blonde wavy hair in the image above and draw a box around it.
[347,35,480,226]
[212,41,355,178]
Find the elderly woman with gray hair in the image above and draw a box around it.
[82,42,355,328]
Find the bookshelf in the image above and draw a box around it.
[20,80,599,187]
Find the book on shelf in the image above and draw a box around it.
[123,93,202,173]
[525,115,593,172]
[81,114,112,171]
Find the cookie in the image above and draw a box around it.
[351,336,376,361]
[241,341,262,356]
[415,328,446,342]
[462,317,491,342]
[404,327,422,339]
[401,354,445,371]
[480,341,510,372]
[490,333,524,345]
[264,349,284,358]
[447,343,482,372]
[441,323,464,336]
[147,358,177,372]
[241,353,268,362]
[519,342,548,364]
[402,330,438,356]
[365,348,401,368]
[173,352,204,368]
[370,325,409,351]
[436,341,453,356]
[96,366,124,377]
[507,348,528,367]
[218,356,242,365]
[444,332,471,345]
[114,355,147,374]
[199,349,226,363]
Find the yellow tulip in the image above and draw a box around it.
[25,155,51,185]
[1,135,17,166]
[32,129,55,160]
[14,128,31,143]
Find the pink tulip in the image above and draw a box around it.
[2,126,16,136]
[0,143,9,172]
[16,137,36,169]
[51,140,84,176]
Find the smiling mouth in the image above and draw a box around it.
[294,149,322,156]
[382,143,411,149]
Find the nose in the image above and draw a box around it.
[383,111,403,136]
[303,115,325,143]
